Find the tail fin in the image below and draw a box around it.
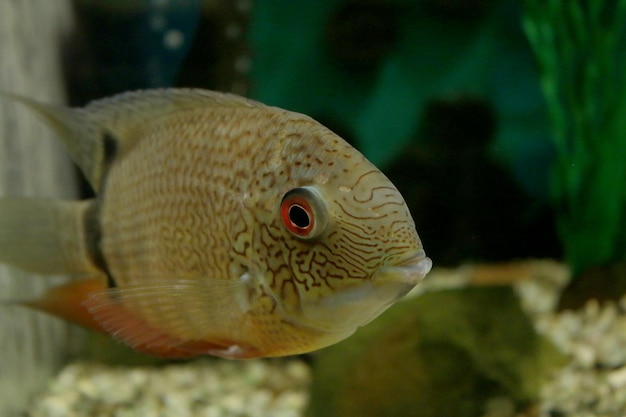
[0,197,99,275]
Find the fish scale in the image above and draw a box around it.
[0,88,431,358]
[103,120,237,282]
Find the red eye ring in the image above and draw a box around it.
[280,187,328,239]
[281,196,314,236]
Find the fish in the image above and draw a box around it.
[0,88,432,359]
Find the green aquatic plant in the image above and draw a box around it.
[523,0,626,276]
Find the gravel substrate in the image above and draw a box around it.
[532,297,626,416]
[514,262,626,417]
[25,359,310,417]
[23,260,626,417]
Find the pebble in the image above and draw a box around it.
[25,359,310,417]
[514,262,626,417]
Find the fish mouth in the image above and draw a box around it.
[378,250,432,287]
[295,251,432,334]
[363,251,431,308]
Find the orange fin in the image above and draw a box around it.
[22,277,107,331]
[24,277,260,358]
[82,279,260,359]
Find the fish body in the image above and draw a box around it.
[0,89,431,358]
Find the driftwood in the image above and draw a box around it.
[0,1,80,415]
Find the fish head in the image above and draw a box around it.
[252,119,432,346]
[273,182,431,337]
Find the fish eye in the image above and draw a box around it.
[280,187,328,239]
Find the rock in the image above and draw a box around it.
[558,261,626,310]
[308,286,564,417]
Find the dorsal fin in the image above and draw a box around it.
[83,89,266,137]
[2,93,107,191]
[2,89,267,192]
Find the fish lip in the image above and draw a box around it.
[380,250,432,286]
[395,249,428,267]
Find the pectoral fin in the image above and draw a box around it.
[24,277,259,358]
[82,278,259,358]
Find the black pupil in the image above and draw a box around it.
[289,205,311,228]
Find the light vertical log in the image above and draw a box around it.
[0,2,82,415]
